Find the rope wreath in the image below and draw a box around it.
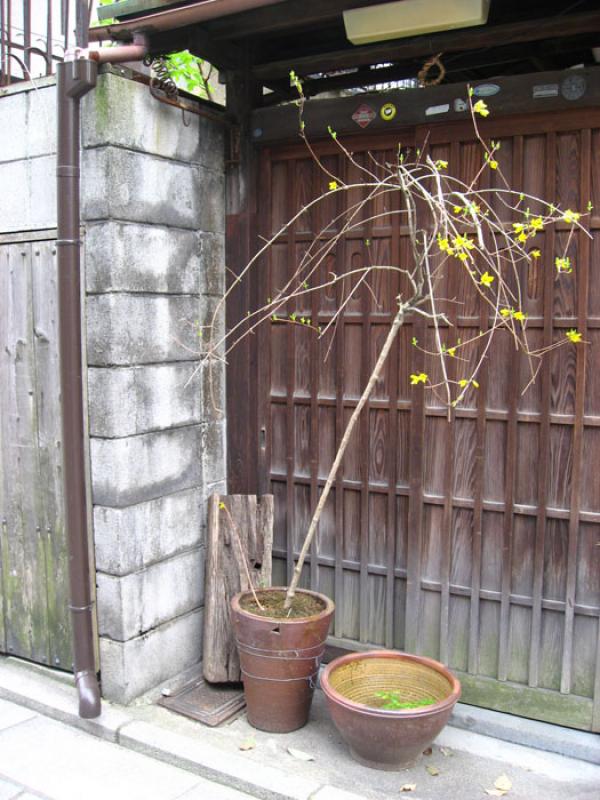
[418,53,446,87]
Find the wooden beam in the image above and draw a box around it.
[253,11,600,80]
[251,67,600,145]
[204,0,389,41]
[149,25,244,70]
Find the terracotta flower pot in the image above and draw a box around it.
[321,650,460,770]
[231,588,335,733]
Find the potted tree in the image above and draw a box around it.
[209,81,586,735]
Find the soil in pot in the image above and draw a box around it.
[231,588,334,733]
[240,589,326,619]
[321,651,460,770]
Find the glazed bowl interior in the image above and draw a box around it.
[328,656,453,709]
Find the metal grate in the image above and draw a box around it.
[0,1,92,86]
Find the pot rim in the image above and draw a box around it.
[231,586,335,624]
[320,650,461,718]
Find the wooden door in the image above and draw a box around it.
[0,235,73,671]
[252,110,600,731]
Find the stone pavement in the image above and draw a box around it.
[0,698,254,800]
[0,657,599,800]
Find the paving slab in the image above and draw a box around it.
[0,697,37,731]
[0,715,201,800]
[0,776,25,800]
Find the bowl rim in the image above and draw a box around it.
[231,587,335,624]
[320,650,461,718]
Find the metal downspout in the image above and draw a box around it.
[57,38,149,719]
[56,57,100,719]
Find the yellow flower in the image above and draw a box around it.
[530,217,544,231]
[473,100,490,117]
[563,209,581,224]
[328,181,338,191]
[512,222,525,234]
[513,310,527,322]
[219,502,226,510]
[472,380,480,389]
[488,159,498,170]
[517,231,528,244]
[530,249,541,259]
[480,271,495,287]
[410,372,428,385]
[459,379,469,388]
[555,256,572,273]
[500,308,512,318]
[453,205,463,215]
[458,251,469,262]
[566,329,582,344]
[436,160,448,170]
[438,236,450,252]
[446,347,456,357]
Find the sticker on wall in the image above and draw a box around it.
[473,83,500,97]
[561,74,586,101]
[380,102,397,121]
[352,104,376,128]
[454,98,468,112]
[533,84,559,98]
[425,103,450,116]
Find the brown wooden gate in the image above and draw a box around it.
[244,108,600,731]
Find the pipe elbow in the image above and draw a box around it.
[76,670,102,719]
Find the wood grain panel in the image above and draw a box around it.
[253,112,600,731]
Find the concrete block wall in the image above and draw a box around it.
[82,69,226,704]
[0,68,226,704]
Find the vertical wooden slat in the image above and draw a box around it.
[439,141,460,666]
[497,135,524,682]
[405,309,426,655]
[309,161,320,593]
[23,0,31,73]
[529,132,556,687]
[285,160,296,584]
[593,622,600,732]
[334,176,346,636]
[468,136,489,676]
[560,128,590,694]
[32,241,72,669]
[385,175,400,649]
[359,233,372,643]
[45,0,53,76]
[257,149,272,499]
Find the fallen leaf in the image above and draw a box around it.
[239,737,256,751]
[400,784,417,792]
[426,765,440,776]
[287,747,315,762]
[484,790,507,797]
[422,747,433,756]
[439,746,453,757]
[494,775,512,792]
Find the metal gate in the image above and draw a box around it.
[252,109,600,731]
[0,232,73,671]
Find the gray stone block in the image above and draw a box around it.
[198,232,226,296]
[88,363,203,438]
[93,488,205,576]
[82,71,224,170]
[99,609,203,704]
[85,222,201,294]
[0,82,56,163]
[91,426,202,507]
[201,420,227,485]
[86,294,205,366]
[82,146,222,231]
[0,156,56,233]
[96,548,205,641]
